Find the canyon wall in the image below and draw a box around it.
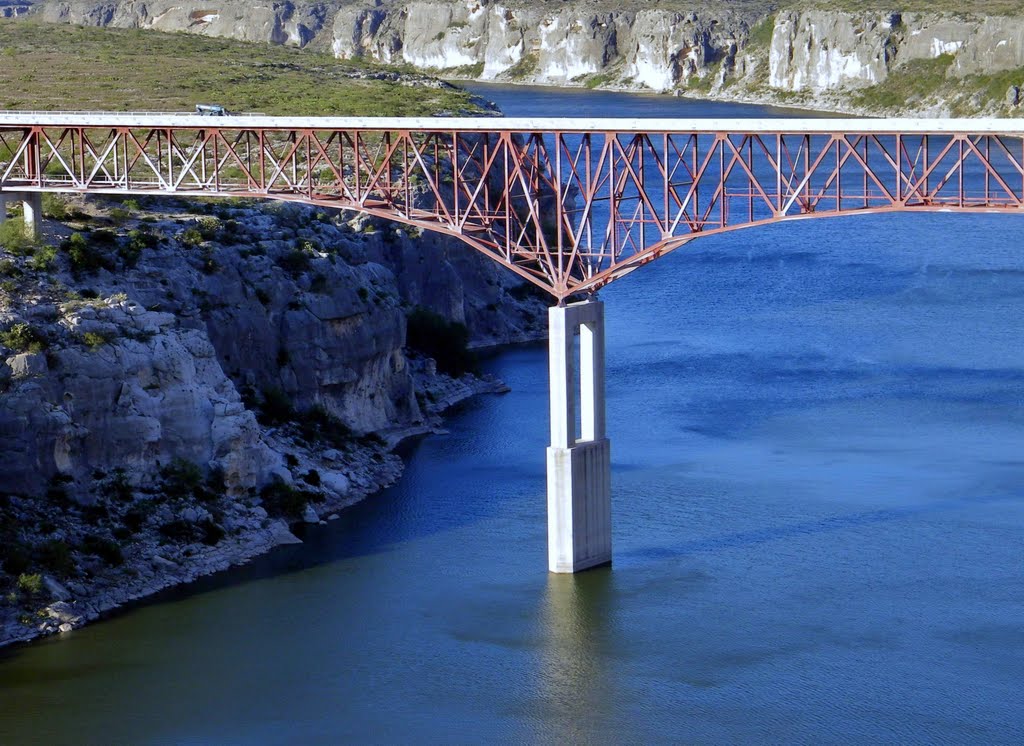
[27,0,1024,114]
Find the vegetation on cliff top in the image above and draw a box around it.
[0,19,483,116]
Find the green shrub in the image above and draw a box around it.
[123,507,149,532]
[0,219,35,255]
[27,243,58,271]
[16,573,42,596]
[36,539,75,578]
[405,306,476,377]
[197,216,221,239]
[199,519,224,546]
[1,540,31,577]
[0,322,47,353]
[61,232,111,275]
[81,330,114,349]
[257,386,294,426]
[156,517,224,546]
[104,468,134,503]
[309,273,329,294]
[259,477,314,520]
[42,193,69,220]
[158,519,194,543]
[121,228,158,266]
[276,247,312,277]
[160,458,204,501]
[80,534,124,566]
[179,227,204,247]
[295,405,352,448]
[0,258,21,278]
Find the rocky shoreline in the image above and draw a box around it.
[0,193,547,650]
[0,366,511,649]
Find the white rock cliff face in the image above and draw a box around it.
[0,301,282,497]
[30,1,1024,111]
[768,11,898,92]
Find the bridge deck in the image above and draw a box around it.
[0,112,1024,134]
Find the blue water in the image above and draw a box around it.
[1,86,1022,744]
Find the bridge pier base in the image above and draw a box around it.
[0,193,42,239]
[547,298,612,573]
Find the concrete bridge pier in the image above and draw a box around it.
[0,192,43,239]
[547,298,612,573]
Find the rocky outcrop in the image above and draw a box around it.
[0,299,282,499]
[0,192,547,647]
[29,0,1024,115]
[767,11,900,93]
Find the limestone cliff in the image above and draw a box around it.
[0,193,547,645]
[0,196,545,499]
[26,0,1024,115]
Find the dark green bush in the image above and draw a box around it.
[276,248,311,278]
[0,219,35,255]
[295,405,352,447]
[61,232,111,275]
[104,468,134,503]
[1,539,32,577]
[123,507,148,532]
[121,228,158,266]
[259,477,315,520]
[405,306,476,377]
[36,539,75,578]
[0,322,47,353]
[257,386,294,426]
[179,227,204,247]
[160,458,204,501]
[158,519,194,543]
[80,533,124,566]
[199,519,225,546]
[42,194,69,220]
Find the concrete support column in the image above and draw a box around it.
[0,192,43,238]
[547,298,611,573]
[21,192,42,240]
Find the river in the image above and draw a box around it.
[1,85,1022,744]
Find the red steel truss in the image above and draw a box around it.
[2,115,1024,300]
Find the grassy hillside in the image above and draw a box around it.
[0,19,483,115]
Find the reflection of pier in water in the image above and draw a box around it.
[538,572,615,738]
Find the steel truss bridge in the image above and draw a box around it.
[3,114,1024,301]
[4,113,1024,571]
